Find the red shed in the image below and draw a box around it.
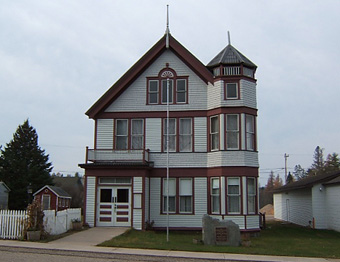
[33,185,72,211]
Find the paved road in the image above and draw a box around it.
[0,246,240,262]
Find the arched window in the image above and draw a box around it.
[147,67,188,105]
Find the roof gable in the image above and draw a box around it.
[33,185,71,198]
[274,171,340,193]
[0,182,10,192]
[86,34,213,119]
[207,44,257,69]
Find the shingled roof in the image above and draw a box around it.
[33,185,71,198]
[273,171,340,193]
[207,44,257,69]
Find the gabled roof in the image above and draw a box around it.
[207,44,257,69]
[86,34,214,119]
[0,182,10,192]
[273,171,340,193]
[33,185,72,198]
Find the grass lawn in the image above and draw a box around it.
[99,221,340,258]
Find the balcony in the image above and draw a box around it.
[85,147,150,165]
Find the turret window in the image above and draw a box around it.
[225,83,238,99]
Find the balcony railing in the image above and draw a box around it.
[85,147,150,164]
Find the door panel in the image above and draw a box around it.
[97,187,131,227]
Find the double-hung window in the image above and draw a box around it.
[246,115,255,151]
[247,177,256,214]
[179,118,192,152]
[161,79,173,104]
[176,79,187,103]
[227,178,241,214]
[225,83,238,99]
[179,178,192,213]
[115,119,128,150]
[226,114,239,149]
[163,178,176,213]
[163,118,176,152]
[115,119,144,150]
[211,178,220,214]
[148,80,159,104]
[131,119,144,149]
[210,116,219,151]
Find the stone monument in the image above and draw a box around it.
[202,214,241,246]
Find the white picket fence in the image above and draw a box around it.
[0,210,26,240]
[0,208,81,239]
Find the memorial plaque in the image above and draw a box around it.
[215,227,228,242]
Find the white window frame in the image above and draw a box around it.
[163,118,176,152]
[227,177,241,214]
[246,115,255,151]
[161,79,174,104]
[115,119,128,150]
[179,118,192,152]
[226,114,239,150]
[211,177,220,214]
[179,178,192,213]
[225,82,238,99]
[176,79,187,103]
[42,194,50,210]
[163,178,176,213]
[131,119,144,150]
[210,116,219,151]
[148,80,159,104]
[247,177,256,214]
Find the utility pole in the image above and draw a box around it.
[284,153,289,183]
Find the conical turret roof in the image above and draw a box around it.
[207,44,257,69]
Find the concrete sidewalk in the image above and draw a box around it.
[0,227,339,262]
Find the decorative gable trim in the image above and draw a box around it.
[86,34,213,119]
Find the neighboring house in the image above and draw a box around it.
[273,171,340,232]
[33,185,72,211]
[52,175,84,208]
[0,182,10,210]
[79,30,259,231]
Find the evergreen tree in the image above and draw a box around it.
[286,172,294,184]
[293,164,307,180]
[309,146,325,176]
[0,120,53,210]
[324,153,340,173]
[274,174,283,188]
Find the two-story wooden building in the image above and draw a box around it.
[80,31,259,232]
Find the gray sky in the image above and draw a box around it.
[1,1,340,186]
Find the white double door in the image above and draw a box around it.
[97,186,131,227]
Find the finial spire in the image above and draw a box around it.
[228,31,231,45]
[166,5,170,48]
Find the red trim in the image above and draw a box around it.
[86,34,213,119]
[117,211,128,215]
[117,205,129,209]
[224,80,241,100]
[100,217,111,222]
[100,205,111,209]
[100,211,111,215]
[96,107,257,119]
[117,217,129,222]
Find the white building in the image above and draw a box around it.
[79,31,259,232]
[274,172,340,232]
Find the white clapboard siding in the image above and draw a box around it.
[133,209,142,230]
[240,79,257,109]
[274,188,312,227]
[133,177,143,193]
[246,215,260,229]
[86,176,96,227]
[207,151,259,168]
[96,119,113,149]
[312,184,327,229]
[106,50,207,113]
[194,117,207,152]
[150,153,208,168]
[145,118,161,152]
[326,184,340,232]
[207,81,223,110]
[149,177,208,228]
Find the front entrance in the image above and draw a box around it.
[97,186,131,227]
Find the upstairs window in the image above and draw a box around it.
[163,118,176,152]
[147,68,188,105]
[179,118,192,152]
[163,118,193,152]
[246,115,255,151]
[225,82,238,99]
[226,114,239,150]
[115,119,144,150]
[210,116,219,151]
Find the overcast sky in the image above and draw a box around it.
[1,1,340,185]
